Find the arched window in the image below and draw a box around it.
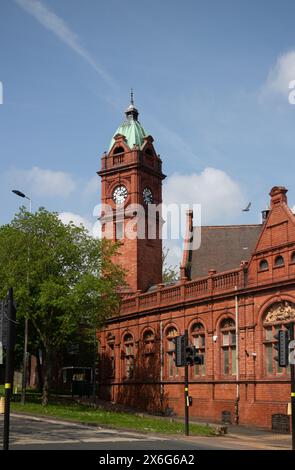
[291,252,295,264]
[106,333,115,377]
[274,255,284,267]
[143,329,155,354]
[142,330,155,376]
[113,146,124,155]
[220,318,236,375]
[259,259,269,271]
[263,302,295,376]
[191,323,206,376]
[123,333,134,379]
[166,327,178,378]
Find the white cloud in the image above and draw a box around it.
[59,211,101,239]
[10,166,76,198]
[84,175,99,198]
[14,0,116,89]
[163,167,245,225]
[262,50,295,99]
[59,211,91,231]
[162,167,245,271]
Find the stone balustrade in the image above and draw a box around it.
[119,267,243,316]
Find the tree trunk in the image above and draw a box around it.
[42,345,52,406]
[36,348,44,393]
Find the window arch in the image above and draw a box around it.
[274,255,284,267]
[123,333,134,379]
[113,146,124,155]
[142,329,155,354]
[220,318,236,376]
[142,329,155,376]
[259,259,269,271]
[191,323,206,376]
[263,301,295,376]
[166,326,178,378]
[106,333,115,377]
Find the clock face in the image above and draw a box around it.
[143,187,153,204]
[112,185,128,205]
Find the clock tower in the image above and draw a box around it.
[98,95,166,293]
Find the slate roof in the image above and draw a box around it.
[189,224,262,279]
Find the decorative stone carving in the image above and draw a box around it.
[264,301,295,323]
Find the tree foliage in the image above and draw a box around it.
[0,207,125,404]
[162,247,179,283]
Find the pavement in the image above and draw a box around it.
[0,413,292,450]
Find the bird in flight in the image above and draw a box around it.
[242,202,251,212]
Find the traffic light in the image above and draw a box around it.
[185,345,194,365]
[193,350,204,365]
[0,299,9,349]
[174,336,205,367]
[174,334,186,367]
[274,329,289,368]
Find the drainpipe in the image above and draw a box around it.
[235,285,240,425]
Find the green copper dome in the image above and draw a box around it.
[108,99,147,152]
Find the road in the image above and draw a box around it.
[0,414,291,450]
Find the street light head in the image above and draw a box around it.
[12,189,26,198]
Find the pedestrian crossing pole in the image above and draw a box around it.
[3,288,16,451]
[184,329,189,436]
[290,322,295,451]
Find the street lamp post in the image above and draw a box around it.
[12,189,32,405]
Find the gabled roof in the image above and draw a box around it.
[190,224,262,279]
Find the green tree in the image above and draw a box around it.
[162,247,179,283]
[0,208,125,405]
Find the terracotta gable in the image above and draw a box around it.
[253,187,295,252]
[248,187,295,285]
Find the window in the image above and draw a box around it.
[106,333,115,377]
[123,333,134,379]
[220,318,236,376]
[191,323,206,376]
[259,259,269,271]
[142,330,155,375]
[274,255,284,267]
[263,322,293,377]
[143,330,155,354]
[166,327,178,378]
[291,252,295,264]
[113,146,124,154]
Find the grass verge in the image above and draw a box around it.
[11,400,214,437]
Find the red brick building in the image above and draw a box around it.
[97,99,295,430]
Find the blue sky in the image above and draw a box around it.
[1,0,295,263]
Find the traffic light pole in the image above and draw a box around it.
[290,322,295,451]
[184,329,189,436]
[3,288,16,451]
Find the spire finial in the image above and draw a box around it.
[125,89,139,120]
[130,88,134,106]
